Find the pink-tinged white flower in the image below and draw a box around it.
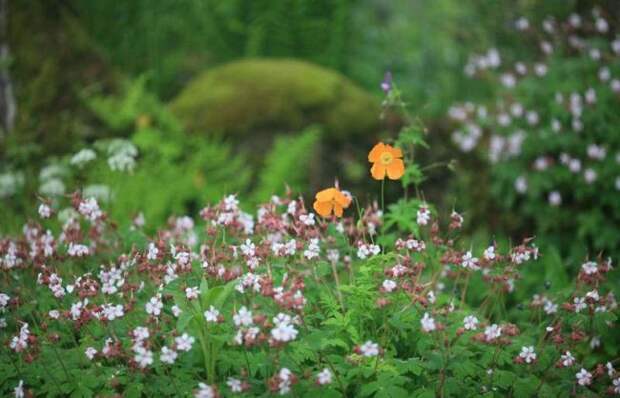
[421,312,436,332]
[416,204,431,225]
[543,299,558,315]
[145,295,163,316]
[227,377,244,393]
[48,310,60,319]
[85,347,97,360]
[581,261,598,275]
[586,290,600,301]
[483,246,496,261]
[67,242,90,257]
[357,243,380,259]
[303,238,320,260]
[185,286,199,300]
[484,324,501,341]
[606,362,615,377]
[299,213,315,226]
[195,382,217,398]
[576,368,592,386]
[382,279,397,293]
[204,306,220,322]
[14,380,24,398]
[573,297,587,313]
[134,347,154,368]
[233,306,253,327]
[275,368,295,395]
[561,351,575,367]
[171,305,182,317]
[463,315,479,330]
[316,368,333,385]
[78,197,103,222]
[160,346,177,364]
[359,340,379,357]
[175,333,195,352]
[519,346,536,363]
[271,313,298,343]
[38,204,52,219]
[613,378,620,394]
[461,251,479,270]
[146,243,159,260]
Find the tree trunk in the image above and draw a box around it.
[0,0,16,141]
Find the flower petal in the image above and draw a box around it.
[388,145,403,159]
[333,203,344,217]
[386,158,405,180]
[368,143,386,162]
[313,200,333,217]
[371,163,387,180]
[315,188,336,202]
[334,190,352,208]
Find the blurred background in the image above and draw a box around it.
[1,0,619,264]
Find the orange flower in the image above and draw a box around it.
[368,142,405,180]
[313,187,351,217]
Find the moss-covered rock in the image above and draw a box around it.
[170,59,382,140]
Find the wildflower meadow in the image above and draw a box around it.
[1,2,620,397]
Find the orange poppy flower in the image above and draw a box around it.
[313,187,351,217]
[368,142,405,180]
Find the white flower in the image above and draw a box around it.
[519,346,536,363]
[416,205,431,225]
[581,261,598,275]
[359,340,379,357]
[172,305,182,317]
[317,368,332,385]
[514,176,527,194]
[548,191,561,206]
[484,324,501,341]
[576,368,592,386]
[195,382,217,398]
[483,246,496,261]
[85,347,97,360]
[147,243,159,260]
[543,299,558,315]
[613,378,620,394]
[14,380,24,398]
[175,333,195,352]
[573,297,587,313]
[561,351,575,367]
[70,149,97,167]
[299,213,315,226]
[48,310,60,319]
[304,238,320,260]
[584,169,597,184]
[78,197,102,222]
[463,315,479,330]
[185,287,199,300]
[134,347,154,368]
[145,295,163,316]
[271,321,298,343]
[420,312,436,332]
[461,251,479,270]
[38,204,52,219]
[204,306,220,322]
[160,346,178,364]
[227,377,243,393]
[233,306,253,327]
[382,279,397,292]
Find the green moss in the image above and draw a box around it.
[170,59,381,139]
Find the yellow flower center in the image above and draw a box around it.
[379,151,393,165]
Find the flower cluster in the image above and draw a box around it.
[447,6,620,256]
